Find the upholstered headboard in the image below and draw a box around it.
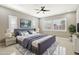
[14,28,35,36]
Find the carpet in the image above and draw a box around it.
[16,42,66,55]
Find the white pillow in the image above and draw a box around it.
[21,31,29,36]
[24,32,29,36]
[20,32,23,36]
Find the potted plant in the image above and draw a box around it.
[68,24,76,42]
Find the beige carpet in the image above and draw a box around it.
[56,37,75,55]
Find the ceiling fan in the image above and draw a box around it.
[34,6,50,14]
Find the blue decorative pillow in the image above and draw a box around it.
[27,31,32,34]
[15,31,22,36]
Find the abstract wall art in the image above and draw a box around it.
[20,19,31,28]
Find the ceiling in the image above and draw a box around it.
[1,4,79,18]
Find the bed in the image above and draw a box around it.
[14,29,56,55]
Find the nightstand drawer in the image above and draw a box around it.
[6,40,16,46]
[6,38,16,41]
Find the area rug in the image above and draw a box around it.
[16,42,66,55]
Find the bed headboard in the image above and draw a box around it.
[14,28,35,36]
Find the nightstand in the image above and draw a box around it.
[5,36,16,46]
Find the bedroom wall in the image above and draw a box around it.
[40,12,76,38]
[0,6,39,42]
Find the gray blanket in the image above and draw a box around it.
[22,34,47,49]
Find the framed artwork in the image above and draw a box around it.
[20,19,31,28]
[53,18,67,31]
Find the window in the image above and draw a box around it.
[53,18,67,31]
[40,18,67,31]
[8,15,17,32]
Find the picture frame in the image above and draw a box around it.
[20,19,31,28]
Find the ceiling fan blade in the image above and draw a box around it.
[44,10,50,11]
